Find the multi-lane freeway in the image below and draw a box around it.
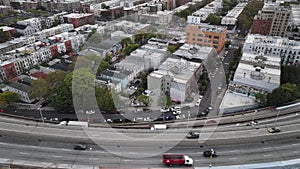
[0,102,300,168]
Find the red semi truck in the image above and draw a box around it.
[162,154,193,166]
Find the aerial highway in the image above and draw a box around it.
[0,102,299,168]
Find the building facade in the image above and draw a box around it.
[251,3,291,37]
[243,34,300,65]
[186,23,227,53]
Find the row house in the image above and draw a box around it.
[243,34,300,65]
[0,5,12,15]
[0,26,16,39]
[33,24,74,41]
[63,13,95,28]
[41,0,81,13]
[0,33,85,81]
[6,76,35,103]
[11,18,47,36]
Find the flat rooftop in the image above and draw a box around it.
[220,91,256,109]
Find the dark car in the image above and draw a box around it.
[186,132,199,139]
[267,127,281,133]
[74,144,87,150]
[198,110,209,117]
[203,149,217,157]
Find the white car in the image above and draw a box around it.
[176,114,186,119]
[160,108,170,113]
[171,106,181,112]
[199,95,203,99]
[173,110,181,115]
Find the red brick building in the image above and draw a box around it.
[251,19,272,35]
[0,62,18,80]
[63,13,94,28]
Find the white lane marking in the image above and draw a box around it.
[89,158,98,160]
[263,147,271,150]
[292,143,299,146]
[229,157,239,160]
[263,154,272,157]
[293,151,299,154]
[123,159,134,162]
[229,150,238,152]
[19,152,28,155]
[52,155,63,158]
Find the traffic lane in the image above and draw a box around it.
[3,108,78,121]
[1,138,300,167]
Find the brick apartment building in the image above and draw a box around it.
[63,13,95,28]
[186,23,227,53]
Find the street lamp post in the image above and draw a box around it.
[252,110,257,122]
[37,107,44,123]
[187,111,190,129]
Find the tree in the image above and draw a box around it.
[225,40,231,48]
[29,78,52,99]
[281,66,300,85]
[121,37,133,47]
[97,61,110,74]
[47,70,67,87]
[0,29,10,43]
[87,28,97,39]
[124,44,139,56]
[51,68,96,110]
[204,14,221,25]
[167,45,178,53]
[96,87,118,110]
[0,91,19,105]
[237,0,264,35]
[137,95,151,106]
[266,83,300,106]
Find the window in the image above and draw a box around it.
[214,36,219,39]
[198,34,203,37]
[198,38,202,42]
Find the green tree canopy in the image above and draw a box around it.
[137,95,152,106]
[0,29,10,43]
[204,14,221,25]
[0,91,19,105]
[266,83,300,106]
[29,78,52,99]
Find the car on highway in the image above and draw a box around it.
[74,144,87,150]
[203,149,217,157]
[176,114,185,120]
[267,127,281,133]
[173,110,181,115]
[247,120,258,126]
[186,132,199,139]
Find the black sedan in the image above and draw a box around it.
[203,149,217,157]
[74,144,87,150]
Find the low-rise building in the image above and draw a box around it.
[221,3,247,26]
[63,13,95,28]
[148,58,202,102]
[187,0,222,24]
[186,23,227,53]
[220,51,281,114]
[173,43,217,61]
[6,76,35,103]
[243,34,300,65]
